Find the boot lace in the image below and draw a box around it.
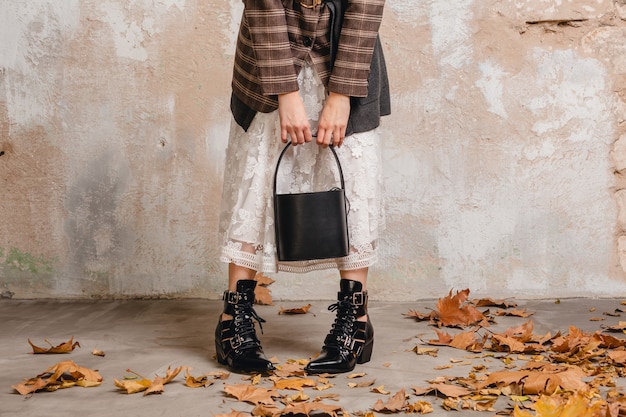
[324,298,357,349]
[232,300,266,350]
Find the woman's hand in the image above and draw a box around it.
[317,92,350,148]
[278,91,313,145]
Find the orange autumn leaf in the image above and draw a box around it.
[407,400,434,414]
[184,369,213,388]
[278,304,313,315]
[91,348,105,357]
[215,411,251,417]
[273,361,306,378]
[404,309,436,321]
[473,297,518,308]
[28,337,80,354]
[272,377,316,390]
[494,308,534,318]
[513,393,605,417]
[224,383,279,405]
[114,376,152,394]
[12,360,102,395]
[372,389,408,412]
[254,285,273,306]
[114,366,183,395]
[491,333,527,353]
[436,289,487,328]
[254,273,274,305]
[412,383,471,398]
[281,401,343,417]
[480,363,588,395]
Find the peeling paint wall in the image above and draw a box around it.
[1,0,625,301]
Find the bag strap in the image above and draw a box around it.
[273,143,345,196]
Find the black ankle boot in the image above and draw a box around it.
[215,280,274,373]
[304,279,374,374]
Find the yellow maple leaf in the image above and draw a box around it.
[513,394,605,417]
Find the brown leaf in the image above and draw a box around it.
[13,360,102,395]
[404,309,436,321]
[473,297,518,308]
[273,377,316,390]
[273,362,306,378]
[28,337,80,354]
[254,273,274,305]
[407,400,434,414]
[278,304,313,315]
[184,369,214,388]
[348,379,376,388]
[281,401,343,417]
[436,289,487,328]
[91,348,105,357]
[494,308,534,318]
[372,389,408,412]
[115,366,182,395]
[491,334,527,353]
[215,411,252,417]
[224,383,279,405]
[412,383,471,398]
[114,377,152,394]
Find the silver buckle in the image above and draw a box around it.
[230,334,243,350]
[225,291,240,304]
[352,291,366,306]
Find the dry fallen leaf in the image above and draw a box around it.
[13,360,102,395]
[281,401,343,417]
[224,383,279,405]
[215,411,251,417]
[184,369,213,388]
[114,366,183,396]
[513,393,605,417]
[273,377,316,390]
[28,337,80,354]
[436,289,487,328]
[91,347,105,357]
[278,304,313,315]
[372,389,408,412]
[254,273,274,305]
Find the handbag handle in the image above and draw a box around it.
[273,143,345,197]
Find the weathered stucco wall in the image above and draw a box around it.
[1,0,625,301]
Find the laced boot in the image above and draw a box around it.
[304,279,374,374]
[215,280,274,373]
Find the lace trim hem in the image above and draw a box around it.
[220,245,378,274]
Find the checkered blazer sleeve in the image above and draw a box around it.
[242,0,299,96]
[329,0,386,98]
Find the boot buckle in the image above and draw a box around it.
[230,334,243,350]
[352,291,367,306]
[224,291,240,304]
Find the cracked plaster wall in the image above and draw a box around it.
[1,0,626,301]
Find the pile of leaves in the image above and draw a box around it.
[11,285,626,417]
[404,289,626,416]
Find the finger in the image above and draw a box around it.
[281,126,288,143]
[303,126,313,143]
[332,127,342,147]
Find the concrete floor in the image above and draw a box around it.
[1,297,624,416]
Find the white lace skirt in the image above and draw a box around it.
[218,61,385,273]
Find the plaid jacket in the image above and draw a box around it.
[231,0,386,121]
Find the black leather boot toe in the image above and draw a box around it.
[305,279,373,374]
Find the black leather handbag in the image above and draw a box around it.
[273,143,350,262]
